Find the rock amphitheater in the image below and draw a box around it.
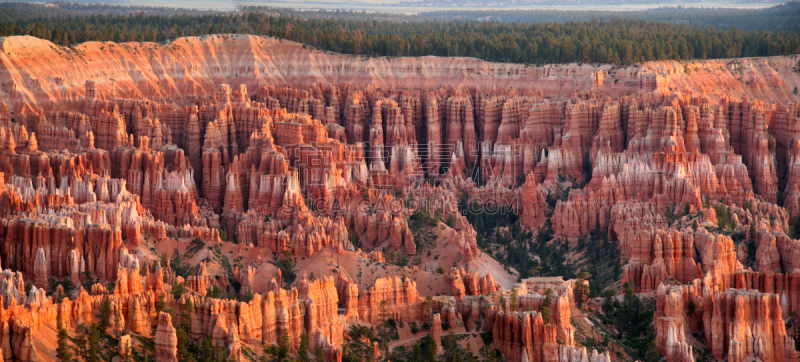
[0,33,798,361]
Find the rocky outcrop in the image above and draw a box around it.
[520,173,549,230]
[692,228,744,276]
[446,268,501,301]
[617,223,701,292]
[654,284,697,362]
[486,307,610,362]
[154,312,178,362]
[655,276,799,362]
[476,277,610,362]
[3,32,800,362]
[430,313,442,353]
[358,276,423,324]
[227,323,244,362]
[1,216,125,284]
[202,122,226,214]
[236,212,353,258]
[334,272,359,323]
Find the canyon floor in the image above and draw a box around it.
[0,34,799,361]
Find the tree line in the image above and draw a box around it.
[394,0,782,8]
[1,4,799,65]
[422,1,800,33]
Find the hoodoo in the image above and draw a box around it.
[0,10,798,359]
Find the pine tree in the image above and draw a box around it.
[56,321,73,362]
[575,271,589,308]
[198,336,228,362]
[72,323,102,362]
[120,343,133,362]
[509,288,519,310]
[419,335,438,361]
[315,346,325,361]
[540,288,554,323]
[299,332,310,362]
[264,329,291,362]
[98,298,111,331]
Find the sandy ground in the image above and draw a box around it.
[140,217,516,297]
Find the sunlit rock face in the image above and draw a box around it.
[0,33,799,362]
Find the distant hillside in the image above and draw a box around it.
[0,1,799,65]
[390,0,782,7]
[420,1,800,33]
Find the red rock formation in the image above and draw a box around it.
[486,306,608,362]
[654,283,698,362]
[617,223,701,292]
[334,272,359,323]
[693,228,744,276]
[656,278,798,362]
[202,122,226,213]
[520,173,549,230]
[3,33,800,362]
[446,267,501,301]
[430,313,442,353]
[358,276,422,324]
[227,323,244,362]
[155,312,178,362]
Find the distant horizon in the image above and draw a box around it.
[0,0,799,360]
[1,0,785,12]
